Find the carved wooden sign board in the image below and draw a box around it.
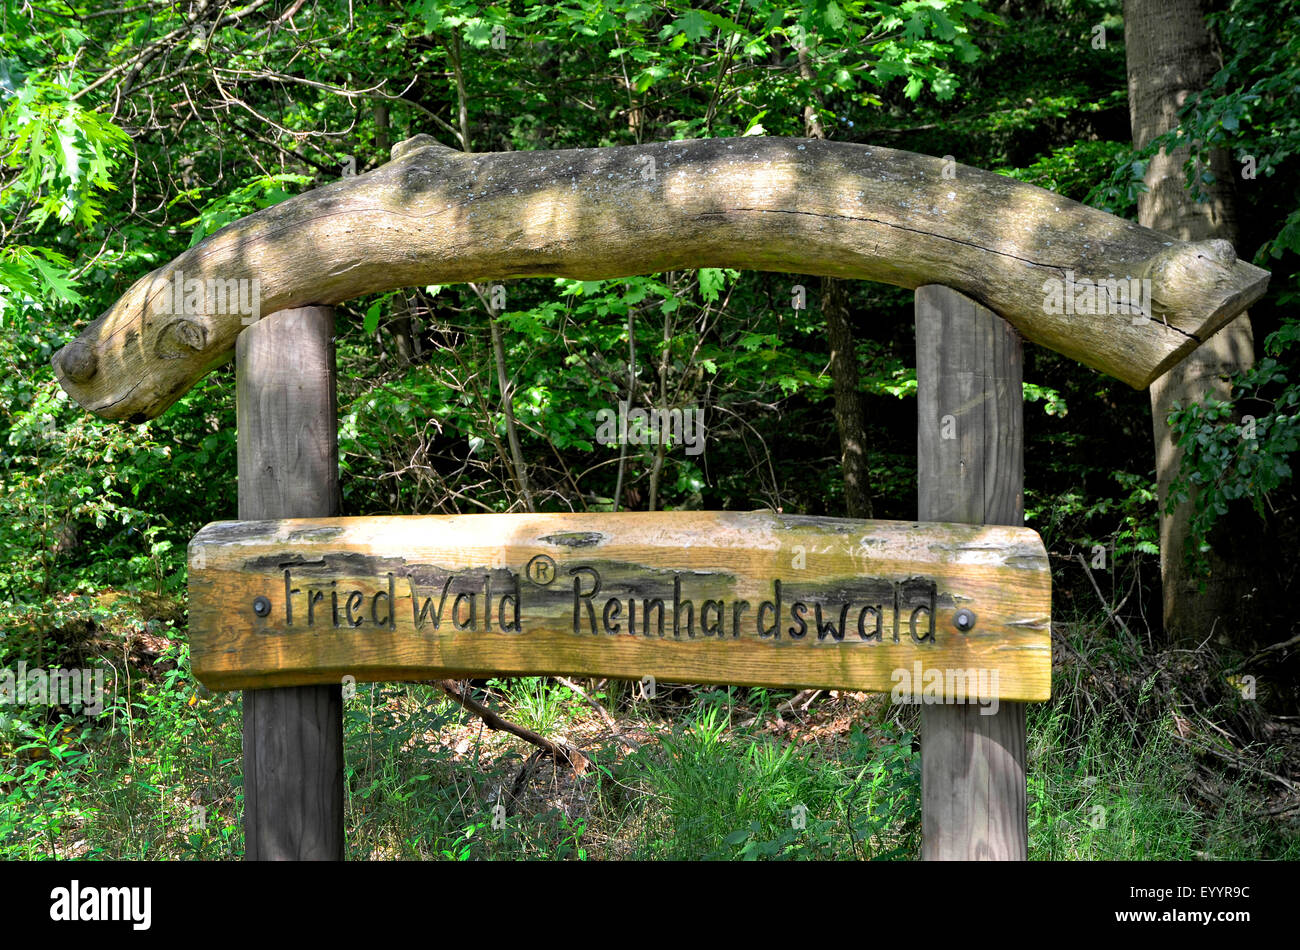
[188,510,1051,701]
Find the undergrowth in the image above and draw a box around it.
[0,593,1295,860]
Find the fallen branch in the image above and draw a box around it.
[436,679,593,774]
[1225,633,1300,675]
[777,688,822,713]
[1172,730,1297,794]
[1251,798,1300,818]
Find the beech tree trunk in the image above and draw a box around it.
[1125,0,1262,644]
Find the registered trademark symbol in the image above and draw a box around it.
[525,554,558,586]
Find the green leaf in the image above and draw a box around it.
[723,827,751,845]
[823,1,846,31]
[23,247,82,306]
[929,8,958,41]
[698,268,726,302]
[674,10,711,43]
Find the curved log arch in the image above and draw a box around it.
[53,135,1268,421]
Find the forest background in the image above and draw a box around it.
[1,0,1297,859]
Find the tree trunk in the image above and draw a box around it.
[1125,0,1261,644]
[374,103,390,158]
[801,43,871,519]
[386,289,420,366]
[824,278,872,518]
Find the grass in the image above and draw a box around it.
[0,595,1296,860]
[1025,618,1300,861]
[0,645,244,859]
[624,692,919,859]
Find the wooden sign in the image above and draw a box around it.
[187,511,1051,700]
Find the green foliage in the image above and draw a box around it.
[1027,469,1160,570]
[1023,381,1068,417]
[178,173,314,247]
[0,64,131,230]
[1177,0,1300,272]
[1167,353,1300,575]
[1008,139,1131,201]
[0,26,130,321]
[1139,0,1300,579]
[486,676,579,734]
[1,639,244,860]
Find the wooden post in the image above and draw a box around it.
[915,285,1028,860]
[237,306,345,860]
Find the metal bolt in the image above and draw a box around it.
[252,596,271,617]
[953,609,976,632]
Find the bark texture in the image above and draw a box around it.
[53,135,1267,421]
[1125,0,1263,642]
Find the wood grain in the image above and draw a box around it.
[188,510,1051,701]
[917,285,1029,861]
[236,307,344,862]
[53,136,1268,421]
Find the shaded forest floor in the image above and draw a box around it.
[1,590,1296,860]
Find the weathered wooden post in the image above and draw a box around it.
[916,285,1028,860]
[236,306,345,860]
